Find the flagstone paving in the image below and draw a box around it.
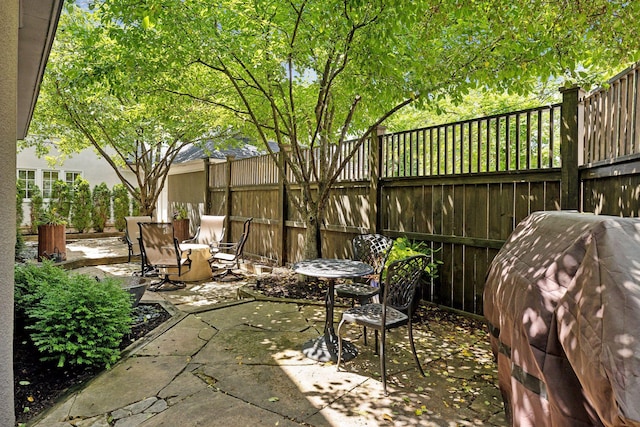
[29,238,506,426]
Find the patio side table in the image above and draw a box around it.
[293,258,373,363]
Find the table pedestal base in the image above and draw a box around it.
[302,334,358,363]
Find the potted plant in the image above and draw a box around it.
[37,205,67,262]
[172,203,190,242]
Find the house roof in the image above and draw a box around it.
[174,140,279,163]
[17,0,64,140]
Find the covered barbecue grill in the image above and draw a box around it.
[484,211,640,426]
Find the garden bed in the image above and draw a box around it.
[13,303,171,425]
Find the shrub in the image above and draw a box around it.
[131,188,141,216]
[50,180,72,222]
[15,260,69,315]
[16,180,25,258]
[29,184,44,234]
[17,264,133,368]
[386,237,441,279]
[112,184,130,232]
[92,182,112,232]
[71,177,92,233]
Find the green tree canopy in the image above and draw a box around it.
[25,4,231,215]
[55,0,640,256]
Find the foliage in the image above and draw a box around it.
[97,0,640,258]
[131,196,141,216]
[16,180,26,257]
[14,260,70,316]
[26,4,229,216]
[91,182,112,232]
[386,237,441,280]
[71,177,92,232]
[112,183,130,231]
[29,184,44,234]
[14,262,133,368]
[50,180,72,222]
[384,88,560,133]
[39,205,67,226]
[172,203,188,220]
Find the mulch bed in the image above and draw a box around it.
[13,303,171,426]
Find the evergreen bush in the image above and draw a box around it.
[112,184,130,232]
[131,188,141,216]
[71,177,92,233]
[29,184,44,234]
[15,262,133,368]
[51,180,72,222]
[16,180,25,257]
[92,182,111,232]
[15,260,69,316]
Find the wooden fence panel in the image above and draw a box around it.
[378,171,560,313]
[584,62,640,163]
[201,72,640,316]
[581,160,640,217]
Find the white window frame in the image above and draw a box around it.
[17,169,36,200]
[42,170,59,199]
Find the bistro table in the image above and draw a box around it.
[293,258,374,362]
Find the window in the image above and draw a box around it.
[17,169,36,199]
[65,171,81,187]
[42,170,59,199]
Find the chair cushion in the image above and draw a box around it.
[342,304,408,329]
[213,252,236,262]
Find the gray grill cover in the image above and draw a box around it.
[484,211,640,426]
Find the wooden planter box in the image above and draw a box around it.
[172,218,190,242]
[37,224,66,262]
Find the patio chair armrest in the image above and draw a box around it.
[181,226,200,244]
[216,242,239,252]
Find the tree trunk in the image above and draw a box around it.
[303,215,320,260]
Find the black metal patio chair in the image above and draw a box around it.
[124,215,153,275]
[336,254,428,395]
[335,233,394,346]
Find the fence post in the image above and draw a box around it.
[560,86,585,210]
[203,158,211,214]
[224,155,234,241]
[370,126,385,233]
[277,151,287,266]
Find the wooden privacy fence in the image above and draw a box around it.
[205,63,640,315]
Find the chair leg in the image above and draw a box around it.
[148,275,186,292]
[380,327,387,395]
[374,330,379,355]
[408,318,425,377]
[213,267,244,280]
[336,319,346,371]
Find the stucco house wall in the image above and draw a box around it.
[17,145,136,227]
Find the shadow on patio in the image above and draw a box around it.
[30,237,506,426]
